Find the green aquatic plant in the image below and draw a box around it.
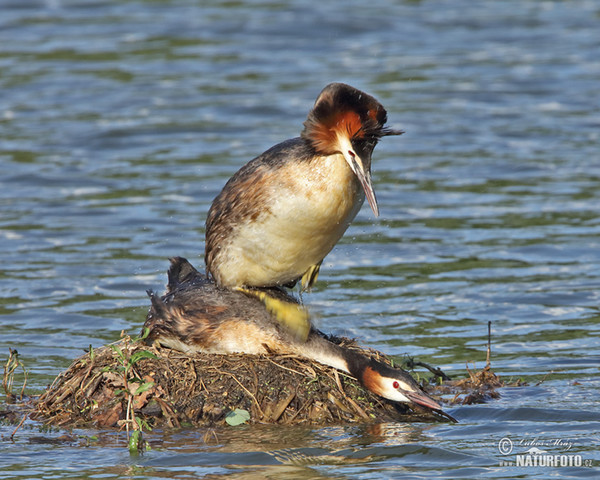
[106,331,157,454]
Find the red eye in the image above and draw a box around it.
[393,381,400,389]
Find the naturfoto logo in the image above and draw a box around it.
[497,436,593,468]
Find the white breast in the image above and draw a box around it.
[216,153,364,287]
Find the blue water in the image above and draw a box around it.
[1,0,599,478]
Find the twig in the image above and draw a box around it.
[155,397,181,428]
[486,321,492,369]
[271,391,296,422]
[220,371,265,418]
[535,371,556,386]
[10,413,28,441]
[333,370,344,394]
[332,370,369,420]
[286,397,312,423]
[203,428,219,444]
[405,358,451,381]
[265,357,306,377]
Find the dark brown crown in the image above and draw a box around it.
[301,83,402,154]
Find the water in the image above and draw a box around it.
[1,0,599,478]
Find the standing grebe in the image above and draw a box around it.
[144,258,441,411]
[205,83,403,338]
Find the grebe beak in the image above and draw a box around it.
[339,137,379,217]
[401,389,443,411]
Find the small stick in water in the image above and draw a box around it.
[485,321,492,369]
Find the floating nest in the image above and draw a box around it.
[32,335,452,429]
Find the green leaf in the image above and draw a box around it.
[135,415,153,433]
[134,382,154,395]
[130,350,158,364]
[109,344,125,361]
[128,430,142,455]
[137,327,151,341]
[225,408,250,426]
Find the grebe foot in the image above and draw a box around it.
[235,287,311,341]
[300,261,322,292]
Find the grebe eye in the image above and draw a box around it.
[393,381,400,389]
[348,150,355,158]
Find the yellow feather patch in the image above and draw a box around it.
[235,287,311,341]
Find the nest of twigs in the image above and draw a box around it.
[32,334,453,429]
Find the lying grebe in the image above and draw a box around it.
[204,83,403,339]
[144,257,441,411]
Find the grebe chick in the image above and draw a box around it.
[205,83,403,339]
[144,258,441,411]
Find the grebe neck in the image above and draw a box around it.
[295,332,442,410]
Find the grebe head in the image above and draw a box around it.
[301,82,403,217]
[361,360,442,410]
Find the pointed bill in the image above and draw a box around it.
[340,141,379,217]
[402,389,442,411]
[350,155,379,218]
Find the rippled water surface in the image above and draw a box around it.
[1,0,599,478]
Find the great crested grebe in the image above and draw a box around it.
[144,257,441,411]
[205,83,403,338]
